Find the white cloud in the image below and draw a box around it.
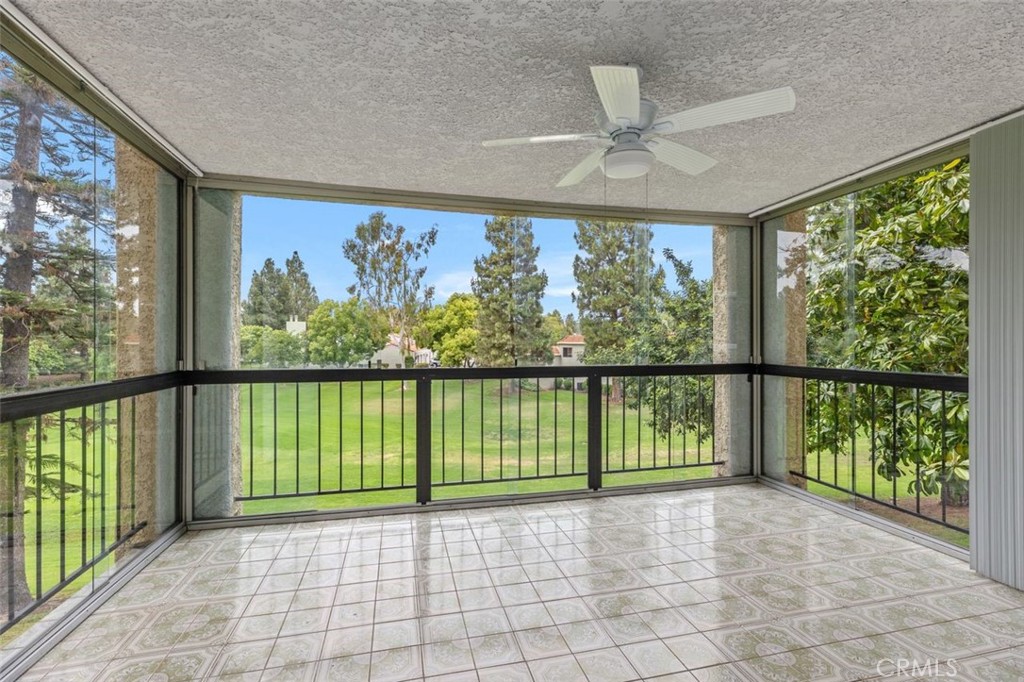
[431,269,475,299]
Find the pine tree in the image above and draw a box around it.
[283,251,319,321]
[242,258,287,329]
[471,216,549,366]
[572,220,664,363]
[1,51,118,615]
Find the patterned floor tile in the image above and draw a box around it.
[14,486,1023,682]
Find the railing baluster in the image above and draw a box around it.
[80,406,87,569]
[380,379,385,490]
[588,376,602,491]
[652,376,657,469]
[59,411,66,582]
[637,376,642,470]
[604,377,609,471]
[100,401,107,551]
[518,378,523,478]
[441,379,446,484]
[344,382,348,489]
[401,379,406,488]
[35,416,43,599]
[499,379,504,480]
[815,380,821,480]
[801,378,806,476]
[416,378,431,504]
[536,378,540,477]
[360,381,365,490]
[833,380,839,488]
[571,379,576,473]
[892,386,898,508]
[870,383,877,501]
[461,380,465,483]
[851,384,857,497]
[295,383,300,496]
[667,376,673,467]
[249,384,254,498]
[115,400,123,541]
[480,380,485,480]
[915,388,922,515]
[554,382,559,476]
[272,383,278,497]
[682,377,688,465]
[317,383,322,494]
[941,390,948,524]
[621,377,626,471]
[697,376,704,465]
[7,422,15,621]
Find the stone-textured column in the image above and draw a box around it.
[712,225,752,476]
[761,212,809,485]
[114,140,178,544]
[969,117,1024,589]
[193,189,242,519]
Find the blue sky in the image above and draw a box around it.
[241,196,713,316]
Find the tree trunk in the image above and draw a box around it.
[0,89,45,618]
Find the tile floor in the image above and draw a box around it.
[22,484,1024,681]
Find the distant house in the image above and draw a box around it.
[285,315,306,335]
[540,334,586,390]
[369,333,435,368]
[551,333,585,367]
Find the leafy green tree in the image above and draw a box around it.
[626,249,713,440]
[542,309,576,346]
[28,338,66,376]
[239,325,306,367]
[342,212,437,361]
[572,220,664,364]
[306,298,386,366]
[416,293,480,367]
[804,159,970,504]
[471,216,549,366]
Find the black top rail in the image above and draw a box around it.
[761,364,968,393]
[186,363,755,385]
[0,372,184,423]
[1,363,968,423]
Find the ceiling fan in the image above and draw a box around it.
[482,65,795,187]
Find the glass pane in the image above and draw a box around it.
[0,50,179,394]
[0,389,177,651]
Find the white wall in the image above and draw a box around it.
[969,115,1024,589]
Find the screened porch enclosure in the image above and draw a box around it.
[2,0,1024,680]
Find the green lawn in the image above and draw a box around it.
[6,402,140,643]
[238,379,719,515]
[2,378,969,644]
[793,435,969,548]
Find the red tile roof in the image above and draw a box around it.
[557,334,585,345]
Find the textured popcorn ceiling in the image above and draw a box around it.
[12,0,1024,214]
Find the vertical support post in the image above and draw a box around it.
[587,376,602,491]
[416,378,431,505]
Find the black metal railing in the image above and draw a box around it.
[0,375,178,636]
[190,364,748,507]
[763,365,969,539]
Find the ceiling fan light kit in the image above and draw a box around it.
[601,141,655,179]
[482,64,797,187]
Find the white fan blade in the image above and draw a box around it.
[557,148,606,187]
[482,133,602,147]
[590,65,640,125]
[649,139,717,175]
[654,86,795,134]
